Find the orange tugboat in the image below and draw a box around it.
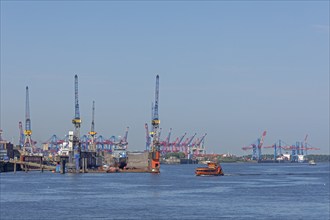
[195,162,224,176]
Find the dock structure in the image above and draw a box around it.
[1,75,170,174]
[6,158,55,172]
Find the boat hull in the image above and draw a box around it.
[195,162,224,176]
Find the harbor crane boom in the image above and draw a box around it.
[197,133,207,146]
[72,74,81,150]
[149,75,161,173]
[19,121,24,147]
[23,86,33,154]
[145,123,151,151]
[88,101,97,151]
[89,101,96,136]
[71,75,81,172]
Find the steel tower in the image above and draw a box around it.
[88,101,97,151]
[151,75,160,148]
[149,75,160,173]
[19,121,24,147]
[72,75,81,150]
[23,86,33,154]
[71,75,81,172]
[145,123,151,151]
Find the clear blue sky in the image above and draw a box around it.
[1,1,329,155]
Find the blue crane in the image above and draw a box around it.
[150,75,160,173]
[23,86,33,154]
[88,101,97,151]
[72,75,81,171]
[145,123,151,151]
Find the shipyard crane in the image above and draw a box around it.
[171,132,187,153]
[182,133,197,156]
[160,128,172,154]
[302,134,320,153]
[158,128,162,141]
[145,123,151,151]
[18,121,24,147]
[71,75,81,171]
[171,137,180,153]
[88,101,97,151]
[193,133,207,156]
[96,135,105,151]
[302,134,308,155]
[72,75,81,149]
[257,131,267,160]
[176,132,187,152]
[149,75,161,173]
[23,86,33,154]
[81,135,90,151]
[187,133,197,147]
[42,135,63,155]
[263,140,286,160]
[42,135,60,150]
[242,131,266,161]
[119,126,129,148]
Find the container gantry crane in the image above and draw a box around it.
[242,131,266,161]
[160,128,172,154]
[23,86,33,155]
[302,134,308,155]
[172,132,186,152]
[257,131,267,160]
[149,75,160,173]
[183,133,197,157]
[192,133,207,156]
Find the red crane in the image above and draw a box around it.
[160,128,172,153]
[182,133,197,155]
[193,133,207,156]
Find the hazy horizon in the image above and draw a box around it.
[1,1,329,155]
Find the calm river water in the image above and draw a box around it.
[1,162,329,219]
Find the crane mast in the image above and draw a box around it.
[119,126,129,148]
[258,131,267,161]
[197,133,207,146]
[19,121,24,147]
[71,75,81,172]
[195,133,207,155]
[186,133,197,158]
[88,101,97,151]
[177,132,187,152]
[149,75,160,173]
[151,75,160,151]
[165,128,172,146]
[23,86,33,154]
[72,75,81,150]
[145,123,151,151]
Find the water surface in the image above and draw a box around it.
[1,162,329,219]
